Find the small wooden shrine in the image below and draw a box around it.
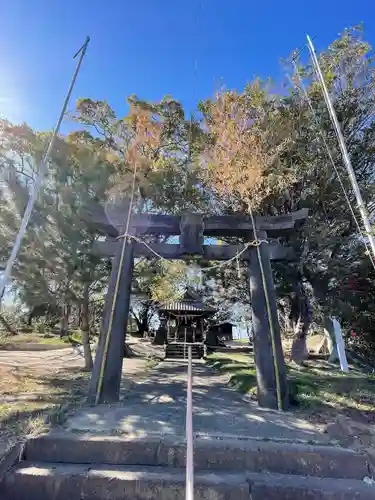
[158,289,215,359]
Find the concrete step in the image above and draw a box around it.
[24,433,371,480]
[245,471,375,499]
[3,462,374,500]
[2,462,249,500]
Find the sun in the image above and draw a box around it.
[0,66,23,122]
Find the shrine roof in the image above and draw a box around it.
[159,289,216,313]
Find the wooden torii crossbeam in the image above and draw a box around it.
[84,206,308,410]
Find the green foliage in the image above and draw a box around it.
[0,120,114,339]
[280,25,375,354]
[2,25,375,363]
[130,258,187,334]
[206,354,257,393]
[72,95,210,214]
[201,26,375,358]
[209,353,375,413]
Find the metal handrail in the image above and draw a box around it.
[186,345,194,500]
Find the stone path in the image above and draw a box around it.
[66,361,329,442]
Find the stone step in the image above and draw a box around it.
[245,470,375,499]
[2,462,249,500]
[3,462,374,500]
[165,355,202,360]
[165,344,204,359]
[24,433,371,480]
[166,344,203,350]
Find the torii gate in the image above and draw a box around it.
[84,205,308,410]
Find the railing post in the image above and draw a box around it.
[184,327,187,359]
[186,345,194,500]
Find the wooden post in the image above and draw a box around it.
[249,232,289,410]
[87,238,134,404]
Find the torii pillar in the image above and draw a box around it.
[83,204,308,409]
[249,231,289,410]
[87,237,134,404]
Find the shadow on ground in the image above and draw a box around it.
[206,354,375,426]
[66,362,332,443]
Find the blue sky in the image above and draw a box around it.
[1,1,374,132]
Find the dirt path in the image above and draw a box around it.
[0,340,162,457]
[0,348,84,372]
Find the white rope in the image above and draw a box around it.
[116,233,268,272]
[201,239,268,272]
[132,235,170,260]
[290,58,375,271]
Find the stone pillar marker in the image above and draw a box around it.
[249,231,289,410]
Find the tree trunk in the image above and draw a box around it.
[290,279,312,364]
[59,303,70,337]
[154,325,167,345]
[78,304,82,327]
[131,307,150,338]
[140,316,149,338]
[81,283,93,370]
[135,318,148,337]
[0,314,17,336]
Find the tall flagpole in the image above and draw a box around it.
[0,36,90,301]
[306,34,375,261]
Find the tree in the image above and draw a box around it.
[0,120,115,368]
[72,95,210,215]
[3,25,375,371]
[198,82,299,349]
[277,25,375,362]
[199,82,297,214]
[200,26,375,364]
[131,259,187,336]
[200,260,251,327]
[71,95,210,343]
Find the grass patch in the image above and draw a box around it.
[0,331,87,349]
[207,352,375,414]
[0,369,90,423]
[288,362,375,412]
[0,341,157,455]
[0,362,90,454]
[206,353,257,394]
[35,337,69,345]
[0,333,68,346]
